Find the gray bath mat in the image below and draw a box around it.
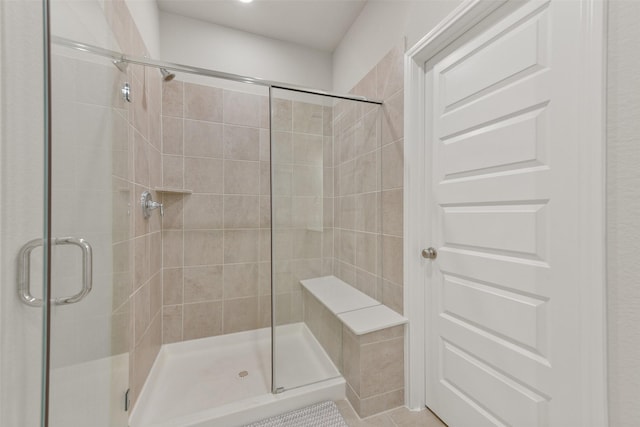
[244,401,348,427]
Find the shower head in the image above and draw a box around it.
[160,68,176,82]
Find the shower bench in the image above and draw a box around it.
[299,276,407,418]
[300,275,407,335]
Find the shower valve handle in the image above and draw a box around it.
[141,191,164,218]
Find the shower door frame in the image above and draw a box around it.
[403,0,608,423]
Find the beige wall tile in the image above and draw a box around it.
[134,235,150,290]
[162,116,183,155]
[132,77,149,139]
[149,147,163,190]
[223,90,260,127]
[183,301,223,340]
[382,189,403,237]
[259,96,269,129]
[323,106,333,137]
[150,271,162,317]
[260,196,271,228]
[260,229,271,262]
[292,230,323,259]
[382,235,403,285]
[345,383,361,416]
[224,263,259,298]
[134,131,149,186]
[355,232,378,275]
[132,315,161,406]
[161,193,183,230]
[224,229,260,263]
[162,154,183,189]
[303,290,342,368]
[359,325,405,346]
[293,101,323,135]
[323,136,333,168]
[354,192,379,233]
[224,297,259,333]
[272,98,292,131]
[223,125,260,161]
[133,282,150,345]
[184,83,223,122]
[292,165,323,197]
[184,265,223,303]
[337,229,356,265]
[150,231,162,276]
[272,164,292,196]
[355,150,378,194]
[293,133,324,166]
[163,268,183,305]
[162,80,183,118]
[184,119,223,158]
[355,268,379,300]
[222,195,261,229]
[259,295,271,328]
[377,46,404,100]
[184,157,223,193]
[224,160,260,195]
[381,91,403,145]
[338,160,356,196]
[343,327,361,394]
[382,139,403,190]
[260,161,271,196]
[162,305,183,344]
[360,337,404,398]
[184,230,223,266]
[162,230,183,268]
[259,128,270,161]
[184,194,223,229]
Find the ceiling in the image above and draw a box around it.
[156,0,368,52]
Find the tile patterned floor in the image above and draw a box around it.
[335,400,447,427]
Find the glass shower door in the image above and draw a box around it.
[46,45,133,426]
[270,88,342,391]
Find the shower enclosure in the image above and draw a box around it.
[0,2,383,426]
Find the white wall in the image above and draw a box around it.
[159,11,333,91]
[125,0,160,58]
[332,0,463,92]
[607,1,640,425]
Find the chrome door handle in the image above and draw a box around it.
[18,237,93,307]
[421,247,437,260]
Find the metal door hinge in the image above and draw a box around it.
[124,388,131,412]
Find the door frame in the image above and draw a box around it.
[403,0,608,424]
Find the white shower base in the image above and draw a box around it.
[129,323,345,427]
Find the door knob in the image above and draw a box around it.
[422,247,437,259]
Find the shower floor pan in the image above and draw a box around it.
[129,323,345,427]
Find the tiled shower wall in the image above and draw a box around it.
[159,80,272,343]
[271,96,334,327]
[330,44,405,416]
[104,0,163,407]
[332,45,404,314]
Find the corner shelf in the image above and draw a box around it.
[154,187,193,195]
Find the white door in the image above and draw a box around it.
[424,1,601,426]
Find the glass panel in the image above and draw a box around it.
[271,88,382,392]
[47,44,132,426]
[0,2,48,426]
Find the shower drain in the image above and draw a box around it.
[238,370,249,378]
